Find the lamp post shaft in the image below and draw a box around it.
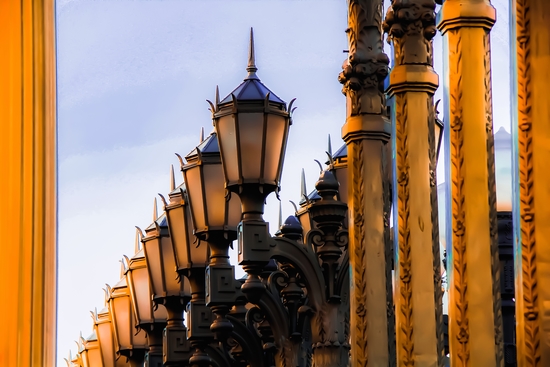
[384,1,445,366]
[0,1,57,366]
[438,1,504,366]
[511,0,550,365]
[339,1,394,366]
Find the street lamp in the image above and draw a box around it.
[212,29,294,301]
[123,236,168,367]
[106,277,147,366]
[79,332,102,367]
[181,131,242,345]
[140,204,192,366]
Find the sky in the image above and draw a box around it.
[56,0,511,365]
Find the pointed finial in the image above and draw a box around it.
[215,85,220,106]
[300,168,307,198]
[170,164,175,192]
[200,127,204,143]
[246,27,259,80]
[153,197,158,222]
[119,259,126,278]
[327,135,333,157]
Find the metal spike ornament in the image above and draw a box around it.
[152,197,158,221]
[245,27,259,80]
[301,168,307,198]
[170,164,175,192]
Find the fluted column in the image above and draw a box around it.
[511,0,550,365]
[384,1,445,366]
[0,1,57,367]
[338,1,394,366]
[437,1,504,366]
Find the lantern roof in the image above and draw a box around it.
[145,213,168,231]
[219,28,285,105]
[86,331,97,342]
[130,248,145,261]
[185,132,219,162]
[332,143,347,160]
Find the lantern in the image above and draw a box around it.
[106,278,147,359]
[212,29,292,214]
[163,182,209,273]
[181,132,241,240]
[140,207,189,302]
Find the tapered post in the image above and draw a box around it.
[338,1,394,366]
[511,0,550,365]
[0,1,57,366]
[384,1,445,366]
[437,1,504,366]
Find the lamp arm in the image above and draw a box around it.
[226,315,266,367]
[270,237,326,310]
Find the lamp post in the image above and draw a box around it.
[106,276,148,367]
[140,205,192,366]
[180,130,242,348]
[123,233,168,367]
[212,28,293,302]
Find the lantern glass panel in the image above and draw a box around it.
[264,114,287,184]
[166,203,193,269]
[142,238,163,299]
[203,164,227,228]
[127,262,153,325]
[237,112,264,180]
[160,236,181,295]
[297,208,312,240]
[227,191,242,229]
[110,292,131,352]
[216,114,239,184]
[185,165,206,232]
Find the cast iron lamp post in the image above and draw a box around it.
[106,277,148,366]
[123,235,168,367]
[161,178,214,367]
[140,206,192,366]
[211,29,294,302]
[180,130,243,346]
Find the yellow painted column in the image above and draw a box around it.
[511,0,550,365]
[339,1,395,366]
[384,1,445,366]
[0,1,57,366]
[437,1,504,366]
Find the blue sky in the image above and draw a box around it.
[56,0,511,365]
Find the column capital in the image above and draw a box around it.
[437,0,496,34]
